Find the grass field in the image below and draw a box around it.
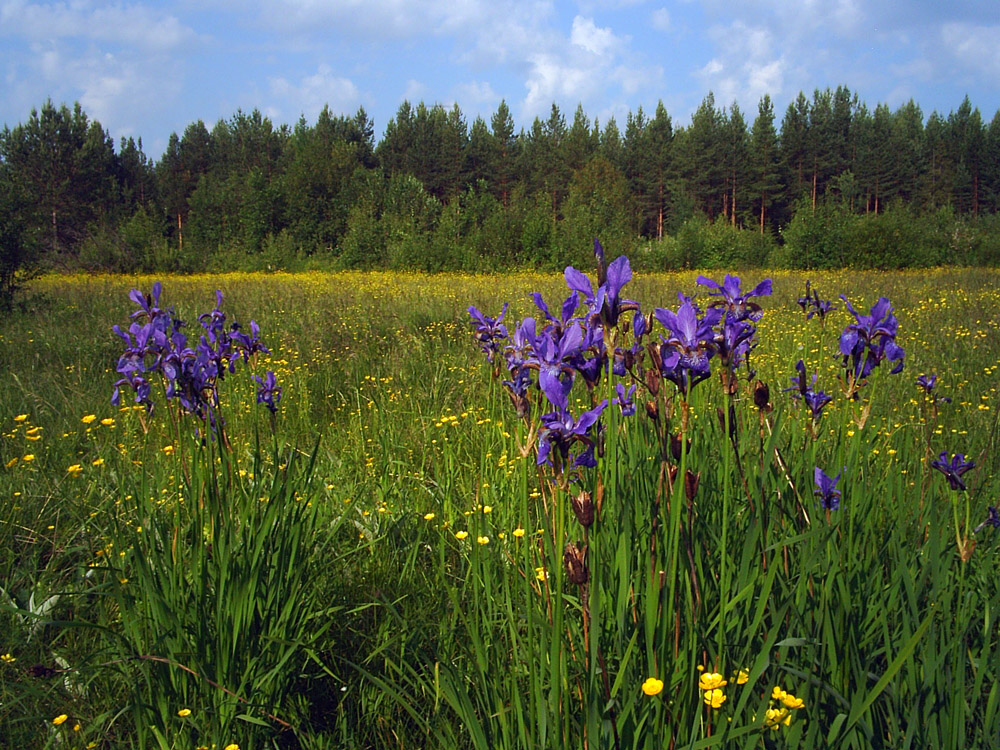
[1,264,998,749]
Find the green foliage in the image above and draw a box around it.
[1,269,999,747]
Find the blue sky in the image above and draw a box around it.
[2,0,999,158]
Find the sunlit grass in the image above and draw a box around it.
[1,266,998,748]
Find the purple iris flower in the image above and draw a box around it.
[930,452,975,491]
[653,300,723,395]
[796,281,812,314]
[524,319,585,398]
[467,303,510,364]
[613,383,636,417]
[814,467,843,511]
[984,506,999,530]
[839,295,905,380]
[111,284,273,433]
[916,373,952,404]
[536,376,607,469]
[807,296,837,322]
[785,360,833,419]
[254,370,282,413]
[697,274,772,322]
[565,252,639,327]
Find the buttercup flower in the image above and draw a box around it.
[455,531,469,540]
[641,677,664,696]
[52,714,68,725]
[698,672,728,691]
[703,688,726,708]
[177,708,192,717]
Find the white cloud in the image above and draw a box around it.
[404,78,428,102]
[941,23,1000,80]
[696,22,786,106]
[455,79,498,104]
[0,0,198,52]
[268,65,361,121]
[570,16,619,57]
[523,53,595,113]
[23,41,184,137]
[651,8,670,32]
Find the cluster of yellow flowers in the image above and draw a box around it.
[764,685,805,730]
[698,671,729,708]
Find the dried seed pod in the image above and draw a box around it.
[754,380,771,412]
[670,432,690,461]
[645,365,660,397]
[571,490,594,528]
[645,399,659,421]
[684,469,701,501]
[563,542,588,586]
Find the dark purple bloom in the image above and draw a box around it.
[814,467,842,511]
[467,303,510,364]
[697,274,772,322]
[254,370,282,413]
[839,295,905,380]
[653,300,723,395]
[985,506,999,529]
[536,376,607,469]
[111,284,272,433]
[916,373,952,404]
[613,383,636,417]
[565,250,639,327]
[930,452,975,491]
[785,360,833,419]
[807,296,837,321]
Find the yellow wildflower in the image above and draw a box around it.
[455,531,469,540]
[699,672,728,691]
[703,688,726,708]
[535,567,547,581]
[100,418,115,427]
[67,464,83,477]
[781,692,804,710]
[476,535,489,545]
[14,414,28,422]
[735,669,749,685]
[641,677,664,696]
[482,505,492,514]
[1,653,15,663]
[92,457,104,467]
[423,512,436,520]
[52,714,69,725]
[512,527,525,538]
[224,744,240,750]
[5,458,17,468]
[81,415,96,424]
[22,454,34,462]
[177,708,192,717]
[765,707,792,730]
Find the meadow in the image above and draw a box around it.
[0,261,998,749]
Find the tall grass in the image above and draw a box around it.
[0,266,998,748]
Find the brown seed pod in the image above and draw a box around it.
[563,542,589,586]
[571,490,594,528]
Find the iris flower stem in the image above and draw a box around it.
[717,387,732,663]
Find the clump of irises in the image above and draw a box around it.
[838,295,905,400]
[467,241,774,486]
[797,281,837,326]
[112,282,278,438]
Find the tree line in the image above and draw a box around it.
[2,87,1000,295]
